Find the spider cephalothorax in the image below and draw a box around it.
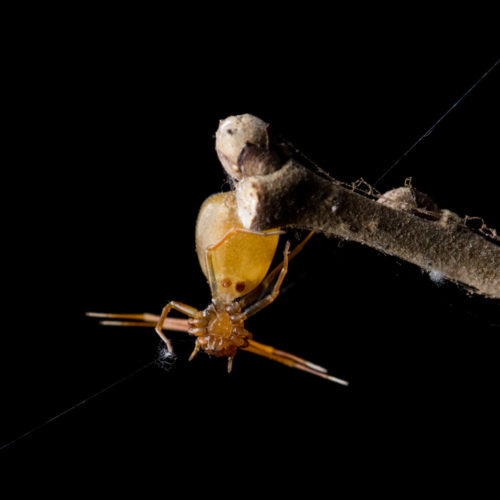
[187,302,252,362]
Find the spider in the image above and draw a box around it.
[88,191,347,385]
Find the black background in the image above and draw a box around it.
[2,15,499,490]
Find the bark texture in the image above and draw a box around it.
[216,114,500,299]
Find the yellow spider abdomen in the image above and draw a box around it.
[195,192,280,302]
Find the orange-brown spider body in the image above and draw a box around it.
[151,191,286,369]
[88,191,347,384]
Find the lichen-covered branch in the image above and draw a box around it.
[216,114,500,299]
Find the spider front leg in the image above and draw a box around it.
[241,240,291,319]
[238,231,314,310]
[156,301,199,353]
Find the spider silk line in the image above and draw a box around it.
[373,58,500,188]
[0,360,155,451]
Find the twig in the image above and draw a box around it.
[216,114,500,299]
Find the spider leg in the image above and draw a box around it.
[243,340,348,385]
[155,301,199,353]
[238,231,314,309]
[240,240,292,319]
[248,339,328,372]
[88,303,198,353]
[86,312,190,332]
